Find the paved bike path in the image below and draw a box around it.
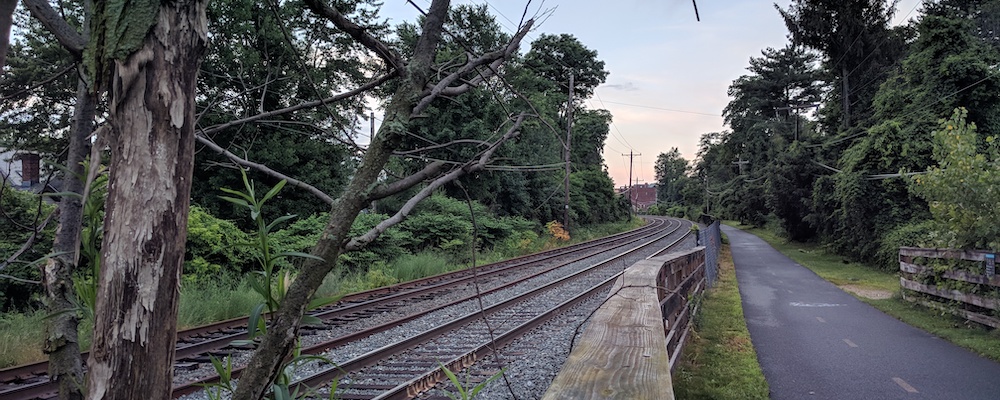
[723,225,1000,399]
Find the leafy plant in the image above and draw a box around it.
[910,108,1000,250]
[439,363,506,400]
[219,169,324,315]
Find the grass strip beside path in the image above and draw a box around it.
[723,221,1000,364]
[672,242,769,399]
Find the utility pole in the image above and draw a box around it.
[564,73,573,232]
[776,103,819,141]
[732,155,748,175]
[622,151,640,215]
[370,112,377,213]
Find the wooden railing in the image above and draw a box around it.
[542,247,706,400]
[899,247,1000,328]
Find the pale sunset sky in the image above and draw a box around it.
[377,0,924,187]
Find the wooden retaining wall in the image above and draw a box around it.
[899,247,1000,328]
[542,247,706,400]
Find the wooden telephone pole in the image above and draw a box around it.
[564,74,574,232]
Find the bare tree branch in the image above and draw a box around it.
[199,72,395,137]
[0,273,40,284]
[194,134,335,205]
[393,139,491,156]
[412,19,534,115]
[367,160,446,201]
[345,114,526,251]
[2,62,78,102]
[302,0,405,71]
[22,0,85,56]
[409,0,450,79]
[0,207,57,272]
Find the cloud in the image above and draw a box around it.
[603,82,640,92]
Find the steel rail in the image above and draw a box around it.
[284,219,692,398]
[0,220,668,400]
[171,217,683,397]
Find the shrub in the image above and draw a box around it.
[876,220,937,272]
[0,184,54,311]
[184,205,254,280]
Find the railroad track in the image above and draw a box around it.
[0,216,689,400]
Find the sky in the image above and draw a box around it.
[377,0,924,187]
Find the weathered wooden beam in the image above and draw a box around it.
[900,261,1000,288]
[900,278,1000,310]
[899,247,991,262]
[542,258,675,399]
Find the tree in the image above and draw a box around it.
[524,33,608,100]
[911,108,1000,250]
[654,147,688,205]
[231,1,534,397]
[84,0,208,398]
[816,2,1000,260]
[777,0,902,130]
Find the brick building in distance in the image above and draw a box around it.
[617,183,657,211]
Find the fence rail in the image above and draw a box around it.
[542,245,708,400]
[899,246,1000,328]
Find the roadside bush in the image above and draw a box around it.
[184,205,254,280]
[876,219,936,272]
[0,184,54,311]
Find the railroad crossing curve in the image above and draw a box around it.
[724,225,1000,399]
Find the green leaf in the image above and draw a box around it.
[301,315,323,327]
[218,195,249,208]
[247,302,266,339]
[265,214,297,233]
[308,295,342,310]
[261,179,287,203]
[276,251,325,262]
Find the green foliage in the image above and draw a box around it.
[440,363,506,400]
[184,205,254,279]
[219,171,323,314]
[178,275,264,329]
[0,184,54,311]
[911,108,1000,250]
[654,147,690,206]
[73,164,109,320]
[876,220,936,272]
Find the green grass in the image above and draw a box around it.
[723,221,1000,364]
[0,311,46,368]
[672,243,769,399]
[178,276,265,329]
[0,219,644,369]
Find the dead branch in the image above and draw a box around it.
[1,62,79,102]
[367,161,446,201]
[345,114,525,251]
[302,0,405,71]
[199,72,395,137]
[393,139,491,156]
[194,134,335,205]
[22,0,85,56]
[412,19,534,115]
[0,207,58,272]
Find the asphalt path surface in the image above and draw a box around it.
[723,225,1000,400]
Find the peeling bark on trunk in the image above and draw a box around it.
[85,1,206,399]
[0,0,16,72]
[43,78,94,400]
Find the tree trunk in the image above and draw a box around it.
[0,0,15,72]
[231,0,450,395]
[42,78,94,400]
[85,1,206,399]
[841,63,850,127]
